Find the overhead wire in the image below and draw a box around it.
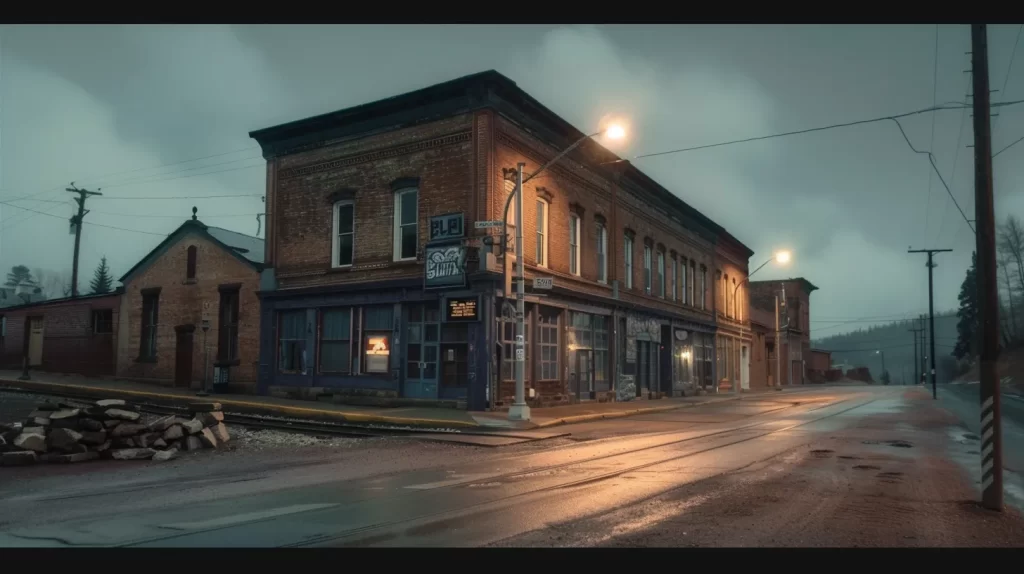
[924,24,940,241]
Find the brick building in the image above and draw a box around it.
[249,70,752,410]
[749,277,818,386]
[115,211,263,392]
[0,291,121,377]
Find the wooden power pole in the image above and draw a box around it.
[66,183,102,298]
[908,248,952,399]
[971,23,1003,512]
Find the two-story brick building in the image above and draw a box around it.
[750,277,818,386]
[249,70,753,410]
[115,211,264,392]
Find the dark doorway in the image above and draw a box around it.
[174,324,195,388]
[660,325,672,394]
[575,349,593,400]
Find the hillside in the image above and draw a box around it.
[812,311,958,384]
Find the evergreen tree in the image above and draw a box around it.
[89,256,113,294]
[954,251,980,361]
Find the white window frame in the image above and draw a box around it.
[332,200,355,268]
[536,198,549,267]
[643,244,652,295]
[624,235,634,289]
[596,224,608,284]
[569,214,581,276]
[393,188,418,262]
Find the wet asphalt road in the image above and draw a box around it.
[0,385,915,547]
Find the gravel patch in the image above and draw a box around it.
[230,427,366,450]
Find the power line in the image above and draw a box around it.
[89,210,262,219]
[992,23,1023,135]
[98,161,264,190]
[924,24,940,240]
[932,62,973,245]
[0,201,166,236]
[618,100,1024,162]
[91,154,263,189]
[993,134,1024,158]
[98,193,263,201]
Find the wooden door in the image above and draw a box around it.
[174,324,195,388]
[27,317,44,366]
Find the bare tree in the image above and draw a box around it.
[33,268,72,300]
[997,215,1024,295]
[997,254,1019,344]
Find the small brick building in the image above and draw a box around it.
[115,212,264,392]
[749,277,818,386]
[0,291,121,377]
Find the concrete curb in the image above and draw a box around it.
[531,395,742,428]
[0,378,482,430]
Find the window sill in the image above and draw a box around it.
[135,356,157,364]
[214,359,241,368]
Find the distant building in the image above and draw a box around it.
[115,210,264,392]
[749,277,818,386]
[0,283,44,308]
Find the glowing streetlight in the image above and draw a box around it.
[775,250,791,264]
[605,124,626,140]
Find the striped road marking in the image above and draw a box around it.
[160,503,338,531]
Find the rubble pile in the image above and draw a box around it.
[0,399,230,467]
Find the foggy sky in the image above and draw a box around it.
[2,24,1022,337]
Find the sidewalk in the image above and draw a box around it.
[0,370,807,432]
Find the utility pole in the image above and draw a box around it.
[971,23,1003,512]
[908,248,952,399]
[774,293,781,390]
[919,314,927,385]
[508,162,529,422]
[909,324,923,387]
[66,183,102,297]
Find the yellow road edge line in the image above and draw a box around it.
[0,378,480,429]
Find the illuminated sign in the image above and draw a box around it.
[445,296,479,322]
[364,334,390,374]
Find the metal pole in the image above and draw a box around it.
[971,23,1003,512]
[927,252,937,399]
[774,294,781,390]
[508,162,530,421]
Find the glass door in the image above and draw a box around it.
[576,350,594,400]
[404,302,440,399]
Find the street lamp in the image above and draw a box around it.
[732,250,791,394]
[876,349,887,385]
[505,124,626,422]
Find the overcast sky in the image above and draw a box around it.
[1,24,1022,335]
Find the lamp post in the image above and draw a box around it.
[876,349,887,385]
[505,125,625,422]
[732,250,791,393]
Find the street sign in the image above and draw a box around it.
[515,348,525,361]
[201,301,212,321]
[474,220,504,229]
[533,277,553,289]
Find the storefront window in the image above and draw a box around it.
[537,307,560,380]
[501,310,530,381]
[320,308,351,374]
[278,310,306,373]
[594,315,609,388]
[363,305,394,374]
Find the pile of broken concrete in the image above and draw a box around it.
[0,398,230,467]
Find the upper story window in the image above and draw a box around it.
[332,200,355,268]
[680,258,687,303]
[624,235,634,289]
[643,244,652,295]
[730,277,737,319]
[569,214,581,276]
[701,266,708,310]
[657,250,666,298]
[690,261,697,307]
[139,289,160,360]
[596,224,607,284]
[536,199,549,267]
[671,257,678,302]
[186,245,197,281]
[394,188,418,261]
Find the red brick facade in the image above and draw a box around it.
[116,223,262,391]
[750,277,818,387]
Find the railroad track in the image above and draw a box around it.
[0,387,460,439]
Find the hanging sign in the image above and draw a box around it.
[425,245,467,289]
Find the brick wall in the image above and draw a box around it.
[268,114,476,290]
[0,294,120,377]
[116,231,260,388]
